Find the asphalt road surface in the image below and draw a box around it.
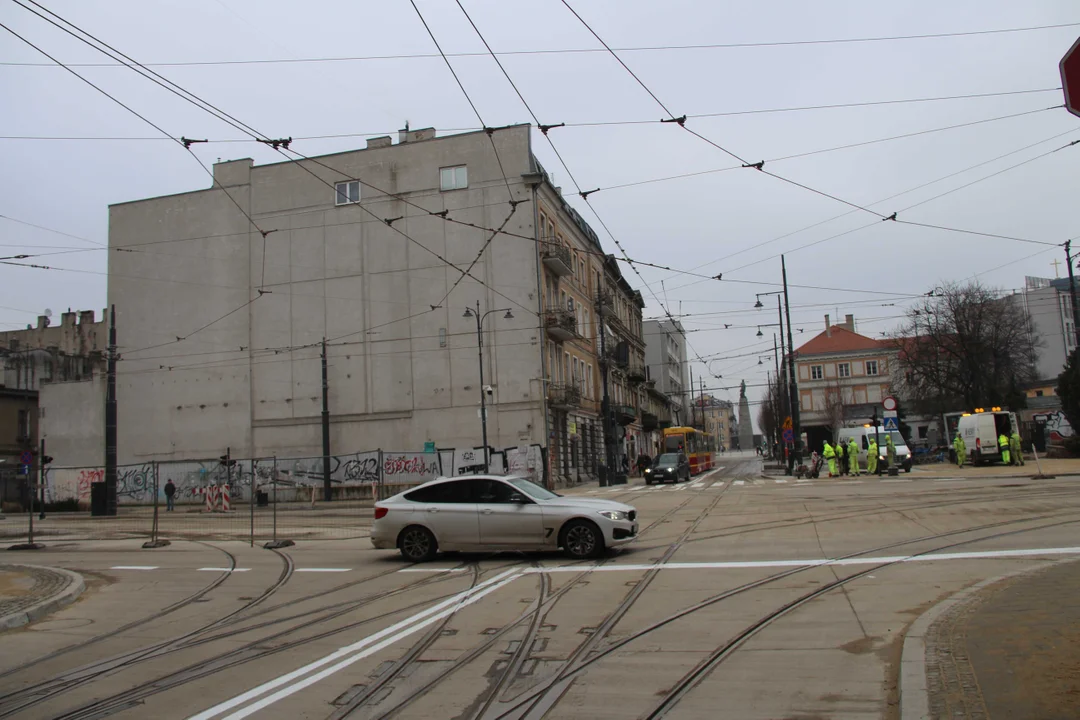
[2,453,1079,719]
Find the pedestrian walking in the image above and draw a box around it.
[823,440,837,477]
[998,433,1011,465]
[866,438,878,475]
[886,434,896,470]
[953,433,966,468]
[1010,430,1024,466]
[164,479,176,512]
[847,437,860,475]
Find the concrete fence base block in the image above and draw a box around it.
[7,543,45,551]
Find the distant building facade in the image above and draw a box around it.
[1022,276,1077,383]
[643,319,690,424]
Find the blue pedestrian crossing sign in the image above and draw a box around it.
[882,416,899,431]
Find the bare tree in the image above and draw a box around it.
[895,281,1038,414]
[822,378,846,434]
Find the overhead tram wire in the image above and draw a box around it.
[0,89,1065,143]
[12,0,536,324]
[450,0,708,369]
[407,0,517,201]
[556,0,1073,288]
[663,127,1080,292]
[3,21,1077,67]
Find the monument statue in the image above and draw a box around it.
[737,379,753,451]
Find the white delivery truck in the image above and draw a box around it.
[836,426,913,472]
[954,410,1017,465]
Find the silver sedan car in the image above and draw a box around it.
[370,475,638,562]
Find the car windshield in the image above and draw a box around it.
[656,454,680,467]
[508,476,560,500]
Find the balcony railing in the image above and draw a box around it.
[626,363,647,382]
[547,383,582,410]
[544,308,578,343]
[641,412,659,432]
[615,404,637,426]
[541,243,574,277]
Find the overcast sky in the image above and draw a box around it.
[2,0,1079,417]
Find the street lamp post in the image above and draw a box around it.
[464,302,514,474]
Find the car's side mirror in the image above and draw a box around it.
[508,493,528,504]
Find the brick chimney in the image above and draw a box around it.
[824,314,831,338]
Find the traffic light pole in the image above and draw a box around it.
[782,256,801,473]
[39,438,46,520]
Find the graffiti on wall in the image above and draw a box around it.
[1045,410,1075,442]
[45,444,545,505]
[382,452,441,484]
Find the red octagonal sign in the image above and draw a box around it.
[1062,36,1080,117]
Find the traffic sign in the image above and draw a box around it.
[782,428,794,443]
[1061,36,1080,118]
[782,416,792,430]
[882,396,898,412]
[883,416,899,432]
[20,450,32,465]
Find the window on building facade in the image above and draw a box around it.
[439,328,447,348]
[439,165,468,191]
[587,364,593,398]
[584,309,591,340]
[838,362,850,378]
[17,409,29,438]
[335,180,360,205]
[865,360,878,376]
[810,365,823,380]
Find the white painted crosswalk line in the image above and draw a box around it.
[774,479,787,484]
[733,480,746,486]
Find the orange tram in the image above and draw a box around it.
[661,426,717,475]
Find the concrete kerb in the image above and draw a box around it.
[0,565,85,631]
[898,560,1065,720]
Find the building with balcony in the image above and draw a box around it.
[96,124,626,487]
[597,256,647,470]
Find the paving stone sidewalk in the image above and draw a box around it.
[0,563,85,630]
[923,560,1080,720]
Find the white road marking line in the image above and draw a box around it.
[188,569,521,720]
[774,479,788,484]
[295,568,352,573]
[881,479,912,483]
[398,567,468,573]
[197,568,251,573]
[110,566,158,571]
[733,480,746,486]
[530,546,1080,574]
[796,478,811,483]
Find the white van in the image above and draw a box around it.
[835,426,913,472]
[955,411,1016,464]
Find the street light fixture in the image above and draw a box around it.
[465,302,513,473]
[756,326,763,337]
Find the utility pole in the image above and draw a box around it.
[688,362,696,428]
[776,296,788,424]
[1067,241,1080,348]
[597,292,616,486]
[321,337,332,502]
[782,256,800,473]
[105,304,117,516]
[38,437,47,520]
[773,334,782,455]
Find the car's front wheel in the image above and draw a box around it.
[398,525,438,562]
[560,519,603,560]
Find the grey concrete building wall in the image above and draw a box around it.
[108,126,545,463]
[39,374,105,468]
[643,318,687,422]
[1025,285,1072,381]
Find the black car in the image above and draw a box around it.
[645,453,690,484]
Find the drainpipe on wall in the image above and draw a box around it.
[527,175,552,489]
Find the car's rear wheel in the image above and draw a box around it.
[560,519,603,560]
[398,525,438,562]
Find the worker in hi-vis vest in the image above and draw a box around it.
[847,437,860,475]
[867,438,878,475]
[998,433,1011,465]
[823,441,836,477]
[953,433,966,468]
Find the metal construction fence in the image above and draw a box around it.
[1,444,546,546]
